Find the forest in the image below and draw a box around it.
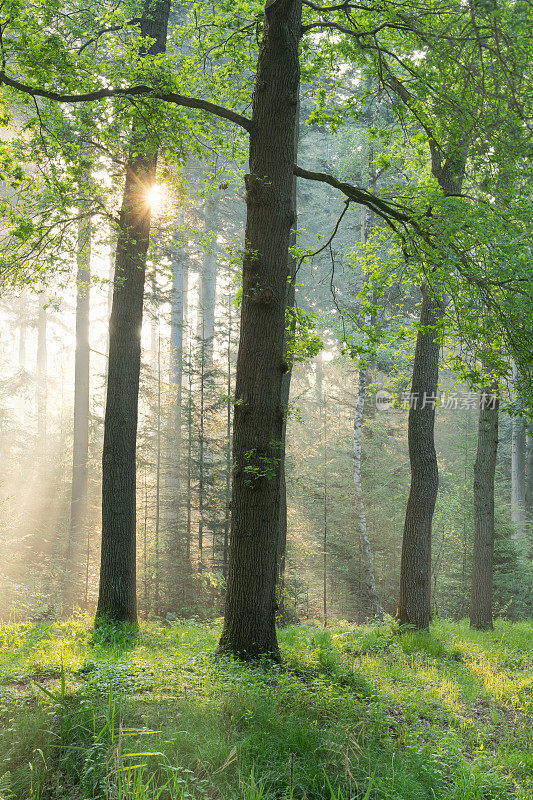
[0,0,531,798]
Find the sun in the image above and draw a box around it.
[145,183,166,213]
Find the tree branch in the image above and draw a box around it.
[293,163,413,232]
[0,72,254,133]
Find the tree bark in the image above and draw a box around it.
[511,364,527,540]
[526,422,533,535]
[397,284,445,630]
[397,138,465,630]
[470,387,499,630]
[219,0,302,659]
[96,0,170,624]
[276,100,299,626]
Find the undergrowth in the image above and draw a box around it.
[0,617,531,799]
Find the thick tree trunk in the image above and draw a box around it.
[470,387,499,630]
[66,211,91,604]
[219,0,302,659]
[96,0,170,624]
[397,284,444,630]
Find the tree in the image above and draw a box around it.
[397,283,445,629]
[218,0,303,659]
[97,0,172,624]
[65,197,91,607]
[470,386,499,630]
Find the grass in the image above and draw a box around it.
[0,616,531,799]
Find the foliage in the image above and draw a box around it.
[0,618,531,799]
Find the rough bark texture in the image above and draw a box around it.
[66,211,91,603]
[397,284,445,630]
[276,102,299,626]
[96,0,170,624]
[470,387,499,630]
[219,0,302,659]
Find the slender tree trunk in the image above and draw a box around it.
[397,284,445,630]
[96,0,170,624]
[186,344,193,566]
[353,366,385,619]
[166,226,188,604]
[511,364,527,540]
[470,387,499,630]
[170,228,185,432]
[351,197,384,621]
[18,289,27,369]
[200,196,217,373]
[36,297,47,454]
[223,294,232,580]
[526,422,533,536]
[322,386,328,628]
[397,142,465,630]
[66,211,91,605]
[219,0,302,659]
[198,328,205,563]
[154,330,161,613]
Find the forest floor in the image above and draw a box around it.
[0,618,531,800]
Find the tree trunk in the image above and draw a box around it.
[223,293,233,580]
[200,196,217,373]
[397,140,465,631]
[276,101,299,625]
[36,296,47,453]
[511,364,527,540]
[170,226,185,430]
[353,365,385,619]
[66,210,91,606]
[165,224,188,605]
[470,387,499,630]
[526,422,533,534]
[219,0,302,659]
[397,284,444,630]
[351,194,384,621]
[18,289,27,369]
[96,0,170,624]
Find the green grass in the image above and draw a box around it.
[0,617,531,799]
